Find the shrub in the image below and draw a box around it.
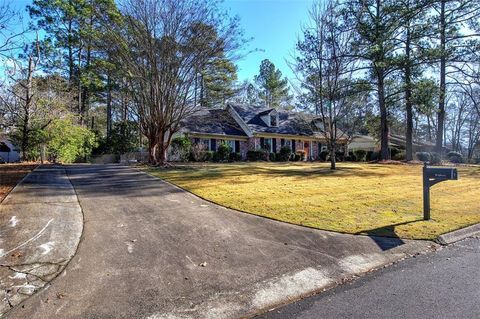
[170,136,192,162]
[319,150,329,161]
[447,151,464,164]
[229,152,242,162]
[216,143,232,162]
[212,151,221,162]
[390,148,401,159]
[46,119,97,163]
[335,151,345,162]
[366,151,379,161]
[353,149,367,162]
[278,146,292,161]
[247,149,269,161]
[416,152,430,162]
[190,143,208,162]
[393,150,406,161]
[269,152,276,161]
[429,152,442,165]
[296,150,306,161]
[473,156,480,164]
[204,151,214,162]
[345,152,356,162]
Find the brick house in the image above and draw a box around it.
[177,103,348,161]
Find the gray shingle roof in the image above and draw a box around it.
[179,108,247,137]
[229,104,318,136]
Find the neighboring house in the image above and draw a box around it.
[0,136,20,163]
[348,134,436,153]
[178,103,348,161]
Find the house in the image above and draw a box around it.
[348,134,436,154]
[178,103,348,160]
[0,135,20,163]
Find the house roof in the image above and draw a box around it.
[229,103,320,137]
[180,103,347,140]
[179,108,247,137]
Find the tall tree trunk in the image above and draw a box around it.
[436,0,446,154]
[329,142,336,170]
[378,71,390,160]
[148,135,157,165]
[106,73,112,138]
[405,12,414,161]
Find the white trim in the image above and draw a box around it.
[226,104,254,137]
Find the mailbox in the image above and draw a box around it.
[423,164,458,220]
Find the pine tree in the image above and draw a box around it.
[254,59,291,108]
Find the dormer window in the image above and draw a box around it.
[270,115,277,127]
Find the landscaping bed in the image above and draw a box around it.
[0,164,37,202]
[147,162,480,240]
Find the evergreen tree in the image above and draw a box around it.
[254,59,291,108]
[199,55,238,107]
[28,0,118,124]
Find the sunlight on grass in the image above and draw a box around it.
[146,162,480,240]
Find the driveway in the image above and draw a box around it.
[5,164,435,319]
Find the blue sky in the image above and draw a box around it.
[222,0,315,82]
[8,0,315,82]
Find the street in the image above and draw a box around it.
[260,237,480,319]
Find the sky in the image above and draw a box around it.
[6,0,316,82]
[221,0,316,82]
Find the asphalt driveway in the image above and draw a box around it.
[5,164,435,319]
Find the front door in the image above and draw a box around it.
[303,141,309,161]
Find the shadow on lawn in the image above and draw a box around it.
[357,219,423,251]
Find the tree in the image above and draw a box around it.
[28,0,119,123]
[395,0,435,160]
[254,59,292,108]
[0,1,25,60]
[105,0,243,165]
[295,0,359,169]
[45,118,97,163]
[346,0,407,160]
[199,55,238,107]
[432,0,480,153]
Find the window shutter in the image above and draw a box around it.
[292,140,296,152]
[260,137,265,148]
[235,140,240,153]
[211,139,217,151]
[281,138,285,147]
[272,139,277,152]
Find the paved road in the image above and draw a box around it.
[5,165,434,319]
[260,237,480,319]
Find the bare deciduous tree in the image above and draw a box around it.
[105,0,242,165]
[295,0,359,169]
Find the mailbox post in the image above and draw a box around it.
[423,163,458,220]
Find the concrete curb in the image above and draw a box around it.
[0,165,83,316]
[436,223,480,245]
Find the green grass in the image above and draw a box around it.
[146,162,480,240]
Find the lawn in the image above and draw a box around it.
[146,162,480,240]
[0,164,37,202]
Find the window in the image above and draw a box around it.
[281,138,285,147]
[226,140,237,152]
[270,115,277,126]
[264,138,272,152]
[235,140,240,153]
[210,139,217,151]
[291,140,296,152]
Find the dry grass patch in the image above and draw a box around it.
[0,164,36,202]
[147,162,480,240]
